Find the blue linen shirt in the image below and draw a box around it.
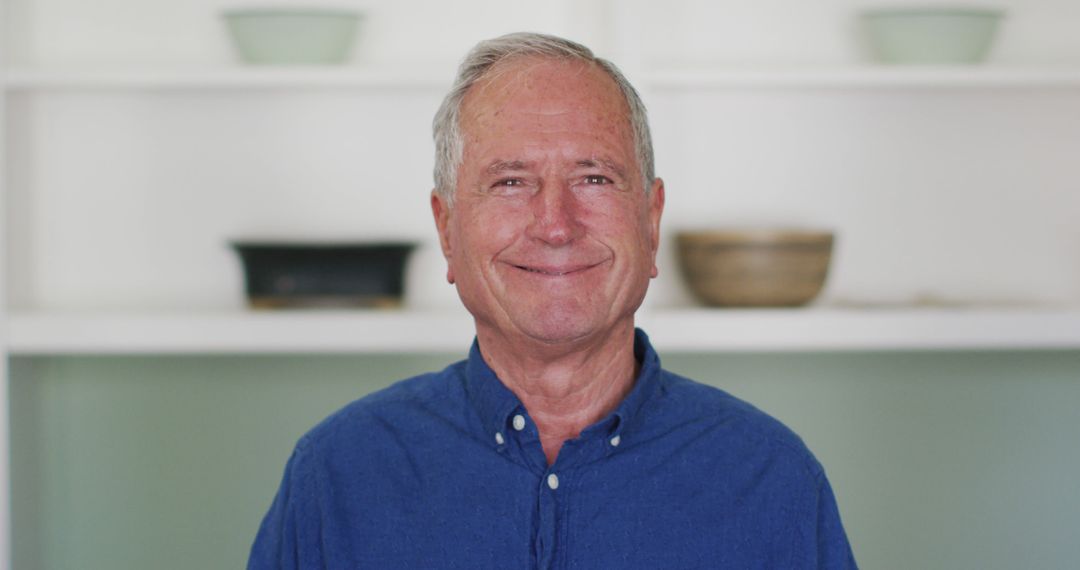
[249,329,857,569]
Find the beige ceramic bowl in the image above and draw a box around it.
[676,229,834,307]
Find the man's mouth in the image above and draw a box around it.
[510,262,600,277]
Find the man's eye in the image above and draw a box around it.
[493,178,523,188]
[584,175,613,185]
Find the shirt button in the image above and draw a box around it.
[610,435,621,447]
[495,432,505,445]
[547,473,559,490]
[512,414,526,431]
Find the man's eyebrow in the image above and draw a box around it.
[486,160,532,174]
[576,158,628,178]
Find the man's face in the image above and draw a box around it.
[432,57,664,345]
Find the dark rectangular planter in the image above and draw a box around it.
[231,241,416,308]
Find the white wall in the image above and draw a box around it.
[7,0,1080,67]
[3,0,611,66]
[6,1,1080,313]
[7,84,1080,311]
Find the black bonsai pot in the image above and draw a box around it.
[231,241,417,309]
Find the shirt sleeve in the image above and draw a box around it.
[247,440,324,570]
[808,473,859,569]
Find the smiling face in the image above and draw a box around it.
[432,57,664,346]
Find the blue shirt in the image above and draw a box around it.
[249,329,857,569]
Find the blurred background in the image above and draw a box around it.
[2,0,1080,568]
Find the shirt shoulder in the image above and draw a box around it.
[653,369,825,481]
[293,360,472,459]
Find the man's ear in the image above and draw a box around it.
[430,190,455,284]
[648,178,665,279]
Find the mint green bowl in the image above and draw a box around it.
[223,9,361,65]
[861,7,1005,64]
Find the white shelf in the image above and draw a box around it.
[638,307,1080,352]
[6,66,1080,91]
[4,311,475,355]
[645,66,1080,89]
[1,66,453,90]
[6,307,1080,355]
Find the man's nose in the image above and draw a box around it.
[525,182,585,246]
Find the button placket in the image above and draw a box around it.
[536,470,561,570]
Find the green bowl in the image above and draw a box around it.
[860,7,1005,64]
[223,9,361,65]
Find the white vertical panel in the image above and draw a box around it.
[1,0,14,563]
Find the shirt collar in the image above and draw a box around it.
[463,328,663,443]
[463,338,525,440]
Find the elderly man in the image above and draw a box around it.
[249,32,856,569]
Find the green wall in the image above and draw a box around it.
[10,350,1080,569]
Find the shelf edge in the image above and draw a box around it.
[7,67,1080,91]
[7,308,1080,355]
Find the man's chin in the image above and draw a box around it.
[506,310,612,346]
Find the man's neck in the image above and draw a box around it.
[475,321,639,466]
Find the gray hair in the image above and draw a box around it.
[432,32,655,203]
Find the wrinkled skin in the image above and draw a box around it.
[433,57,664,350]
[431,56,665,464]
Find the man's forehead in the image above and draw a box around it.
[460,56,628,123]
[469,56,603,97]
